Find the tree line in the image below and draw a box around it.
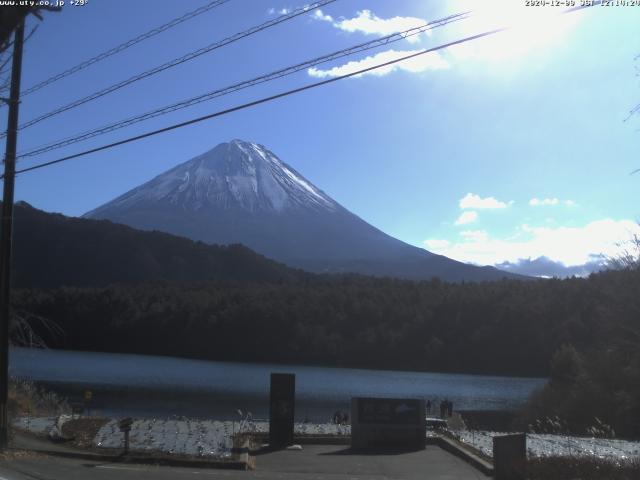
[12,266,637,380]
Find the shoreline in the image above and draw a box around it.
[10,346,550,381]
[26,380,529,425]
[10,348,545,421]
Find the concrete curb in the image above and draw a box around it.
[250,433,351,446]
[294,435,350,445]
[10,446,251,470]
[10,434,253,471]
[431,435,494,476]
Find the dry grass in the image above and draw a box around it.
[61,417,110,448]
[8,378,69,417]
[0,449,45,461]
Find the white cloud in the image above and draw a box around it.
[268,7,290,15]
[313,9,333,22]
[460,230,489,242]
[308,49,448,79]
[459,193,510,210]
[529,197,559,206]
[496,256,606,278]
[529,198,578,207]
[454,211,478,226]
[424,219,640,267]
[330,10,429,44]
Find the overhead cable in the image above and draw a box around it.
[18,11,469,160]
[9,2,597,177]
[18,0,232,98]
[1,0,337,138]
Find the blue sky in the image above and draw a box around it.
[3,0,639,277]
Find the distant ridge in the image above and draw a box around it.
[11,202,305,288]
[84,139,524,282]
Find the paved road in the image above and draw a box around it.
[0,444,487,480]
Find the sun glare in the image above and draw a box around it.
[448,1,582,61]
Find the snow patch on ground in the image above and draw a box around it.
[453,430,640,461]
[12,416,351,458]
[91,419,351,458]
[15,416,639,462]
[94,418,235,457]
[12,416,57,435]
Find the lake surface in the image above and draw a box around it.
[10,347,546,421]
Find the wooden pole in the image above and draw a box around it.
[0,19,25,451]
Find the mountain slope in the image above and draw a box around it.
[10,202,305,288]
[85,139,522,282]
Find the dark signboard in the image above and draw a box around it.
[358,398,421,425]
[118,417,133,432]
[351,397,426,451]
[493,433,526,480]
[269,373,295,447]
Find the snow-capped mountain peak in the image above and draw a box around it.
[96,139,336,214]
[84,139,522,282]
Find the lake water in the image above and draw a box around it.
[10,347,546,421]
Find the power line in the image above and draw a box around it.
[17,0,232,98]
[0,24,38,93]
[0,0,337,139]
[7,2,597,178]
[10,28,508,177]
[0,53,13,78]
[626,104,640,120]
[17,12,470,160]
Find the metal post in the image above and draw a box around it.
[124,430,130,455]
[0,20,25,451]
[118,418,133,455]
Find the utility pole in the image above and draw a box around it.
[0,19,25,451]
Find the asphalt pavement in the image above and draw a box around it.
[0,443,488,480]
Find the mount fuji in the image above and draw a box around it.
[84,139,519,282]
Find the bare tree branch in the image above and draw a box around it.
[607,232,640,271]
[9,310,64,348]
